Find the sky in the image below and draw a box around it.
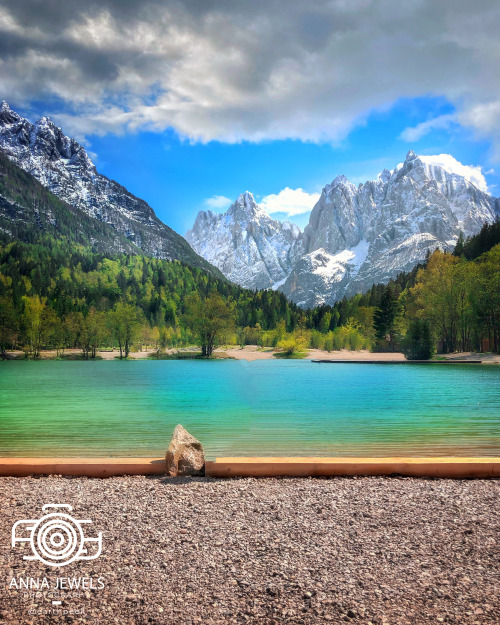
[1,0,500,233]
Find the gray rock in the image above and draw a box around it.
[187,151,499,308]
[0,101,218,274]
[186,192,302,290]
[165,425,205,477]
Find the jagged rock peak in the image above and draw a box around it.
[228,191,265,219]
[0,100,21,123]
[238,190,256,205]
[378,168,392,183]
[35,115,55,127]
[333,174,350,184]
[189,150,498,308]
[229,191,259,212]
[322,174,358,197]
[329,174,357,188]
[186,191,303,290]
[0,101,96,170]
[0,101,218,272]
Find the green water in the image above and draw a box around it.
[0,360,499,458]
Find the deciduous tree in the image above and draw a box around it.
[184,293,236,357]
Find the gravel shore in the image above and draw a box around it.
[1,476,499,625]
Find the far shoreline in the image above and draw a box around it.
[3,346,500,363]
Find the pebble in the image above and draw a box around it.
[0,476,498,624]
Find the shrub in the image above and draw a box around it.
[276,335,307,356]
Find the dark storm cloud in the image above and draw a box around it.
[1,0,500,155]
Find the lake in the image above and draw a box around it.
[1,360,499,458]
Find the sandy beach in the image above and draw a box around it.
[215,347,500,363]
[5,346,500,362]
[1,475,499,625]
[222,346,408,362]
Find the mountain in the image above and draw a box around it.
[188,151,499,307]
[0,150,144,254]
[186,192,302,289]
[0,101,220,275]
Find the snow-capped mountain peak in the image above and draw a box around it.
[1,100,12,113]
[378,168,392,183]
[226,191,267,222]
[186,192,303,289]
[0,101,218,272]
[0,100,22,125]
[188,152,499,307]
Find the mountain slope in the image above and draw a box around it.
[188,151,499,307]
[283,151,498,307]
[0,101,221,276]
[186,192,302,289]
[0,149,144,254]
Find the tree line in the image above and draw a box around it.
[0,238,303,358]
[314,220,500,358]
[1,220,499,359]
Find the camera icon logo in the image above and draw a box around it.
[12,504,103,567]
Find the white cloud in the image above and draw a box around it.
[400,114,455,142]
[419,154,488,192]
[1,1,500,157]
[457,102,500,160]
[204,195,232,210]
[260,187,320,217]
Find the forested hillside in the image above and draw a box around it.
[0,149,225,278]
[307,221,500,357]
[1,216,499,358]
[0,151,141,255]
[0,238,307,357]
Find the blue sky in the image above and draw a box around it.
[76,96,498,233]
[2,0,500,233]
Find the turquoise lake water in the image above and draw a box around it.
[0,360,499,458]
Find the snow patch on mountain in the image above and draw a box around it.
[349,239,370,273]
[186,191,302,290]
[311,249,352,281]
[188,149,499,307]
[0,101,213,269]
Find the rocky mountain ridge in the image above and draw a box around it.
[186,192,302,289]
[188,151,499,307]
[0,101,220,275]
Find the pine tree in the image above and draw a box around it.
[403,319,434,360]
[373,286,399,349]
[453,231,465,257]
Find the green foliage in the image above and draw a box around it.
[404,246,500,353]
[109,303,142,359]
[373,286,400,350]
[0,237,306,356]
[0,295,17,356]
[454,219,500,260]
[402,319,434,360]
[183,292,236,357]
[3,211,498,359]
[454,231,465,257]
[275,335,307,358]
[22,295,48,358]
[308,223,500,355]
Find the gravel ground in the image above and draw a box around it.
[0,476,499,625]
